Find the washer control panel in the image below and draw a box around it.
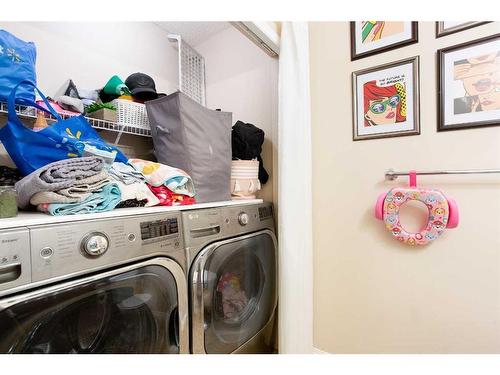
[29,213,183,283]
[140,218,179,242]
[0,228,31,294]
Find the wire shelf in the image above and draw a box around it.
[0,101,152,138]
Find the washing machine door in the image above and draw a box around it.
[191,230,277,354]
[0,257,188,354]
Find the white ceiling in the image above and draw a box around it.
[154,22,232,47]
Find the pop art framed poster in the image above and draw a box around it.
[352,56,420,141]
[436,22,491,38]
[438,34,500,131]
[350,22,418,60]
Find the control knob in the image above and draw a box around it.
[238,212,250,226]
[81,232,109,257]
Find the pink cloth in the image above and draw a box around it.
[36,100,80,118]
[147,184,196,206]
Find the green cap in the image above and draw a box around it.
[103,75,130,95]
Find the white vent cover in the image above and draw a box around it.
[168,34,206,106]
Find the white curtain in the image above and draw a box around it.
[277,22,313,354]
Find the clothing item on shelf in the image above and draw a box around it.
[232,120,269,184]
[53,80,84,113]
[29,170,111,205]
[125,73,157,101]
[109,162,146,185]
[147,184,196,206]
[78,88,99,102]
[15,157,104,209]
[115,199,148,209]
[36,99,81,117]
[56,95,84,114]
[81,99,96,107]
[103,75,129,96]
[37,182,121,216]
[115,181,160,207]
[78,89,99,108]
[128,158,195,197]
[98,88,120,103]
[0,166,22,186]
[53,79,80,100]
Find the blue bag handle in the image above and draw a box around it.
[8,80,63,122]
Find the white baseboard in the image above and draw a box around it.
[313,347,330,354]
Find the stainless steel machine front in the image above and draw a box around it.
[183,202,278,354]
[0,212,188,354]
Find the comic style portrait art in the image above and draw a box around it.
[438,34,500,131]
[350,21,418,60]
[352,57,420,140]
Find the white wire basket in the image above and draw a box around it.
[112,99,150,131]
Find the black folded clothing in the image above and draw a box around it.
[116,199,148,209]
[232,120,269,184]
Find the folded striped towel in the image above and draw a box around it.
[15,157,104,209]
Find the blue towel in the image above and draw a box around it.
[38,183,121,216]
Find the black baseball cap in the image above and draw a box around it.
[125,73,157,100]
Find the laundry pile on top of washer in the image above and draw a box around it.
[13,156,196,216]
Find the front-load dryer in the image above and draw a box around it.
[0,212,188,354]
[183,202,277,354]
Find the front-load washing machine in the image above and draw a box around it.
[183,202,277,354]
[0,212,188,354]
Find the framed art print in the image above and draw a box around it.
[350,21,418,60]
[438,34,500,131]
[352,56,420,141]
[436,22,491,38]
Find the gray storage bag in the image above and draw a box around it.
[146,91,232,203]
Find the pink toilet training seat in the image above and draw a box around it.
[375,171,459,246]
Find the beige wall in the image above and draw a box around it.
[310,21,500,353]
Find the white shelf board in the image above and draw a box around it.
[0,199,263,230]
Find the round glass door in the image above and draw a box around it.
[200,232,277,353]
[0,263,181,354]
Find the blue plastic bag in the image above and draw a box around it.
[0,29,37,103]
[0,81,128,176]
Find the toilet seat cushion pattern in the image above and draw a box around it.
[383,187,449,246]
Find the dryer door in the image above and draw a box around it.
[191,230,277,353]
[0,257,188,354]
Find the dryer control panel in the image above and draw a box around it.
[183,202,275,249]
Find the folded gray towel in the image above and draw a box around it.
[29,170,111,205]
[15,157,104,209]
